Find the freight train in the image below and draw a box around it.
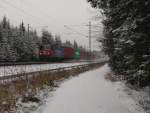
[39,44,92,61]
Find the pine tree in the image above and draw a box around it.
[65,40,72,47]
[41,30,54,47]
[73,40,78,49]
[88,0,150,86]
[55,34,62,47]
[19,22,26,36]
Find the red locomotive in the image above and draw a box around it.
[39,44,75,61]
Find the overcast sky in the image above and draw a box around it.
[0,0,103,50]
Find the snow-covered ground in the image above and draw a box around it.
[0,62,90,77]
[119,85,150,113]
[39,64,145,113]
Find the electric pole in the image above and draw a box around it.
[27,24,30,91]
[89,21,92,59]
[27,24,30,39]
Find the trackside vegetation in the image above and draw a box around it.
[88,0,150,87]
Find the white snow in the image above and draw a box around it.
[41,64,145,113]
[118,85,150,113]
[16,85,54,113]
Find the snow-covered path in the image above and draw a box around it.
[42,64,145,113]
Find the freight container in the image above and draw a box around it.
[52,48,64,60]
[74,48,80,59]
[63,47,74,59]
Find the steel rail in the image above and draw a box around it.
[0,62,106,82]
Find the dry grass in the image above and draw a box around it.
[105,72,117,82]
[0,62,105,113]
[105,71,126,82]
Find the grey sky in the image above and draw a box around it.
[0,0,103,50]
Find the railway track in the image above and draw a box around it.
[0,62,88,76]
[0,61,69,66]
[0,60,96,66]
[0,61,106,82]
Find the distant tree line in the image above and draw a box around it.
[0,16,83,62]
[88,0,150,86]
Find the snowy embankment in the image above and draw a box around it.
[37,64,145,113]
[0,62,90,77]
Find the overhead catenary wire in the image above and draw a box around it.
[64,25,88,38]
[11,0,76,33]
[64,24,102,35]
[1,0,51,26]
[17,0,62,24]
[2,0,81,35]
[1,0,100,38]
[0,3,22,24]
[0,1,43,26]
